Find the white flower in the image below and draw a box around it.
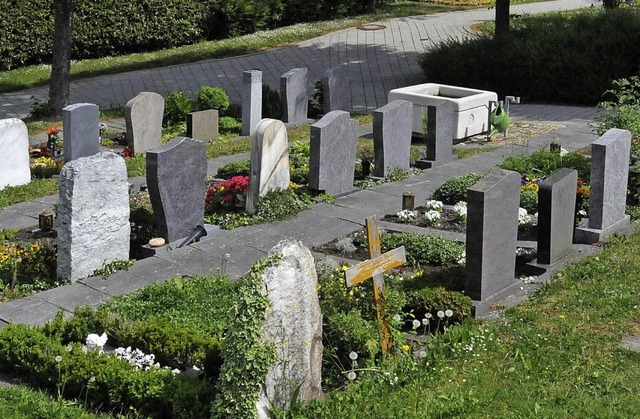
[414,349,427,359]
[422,318,430,325]
[453,201,467,221]
[425,200,444,212]
[393,314,402,322]
[349,351,358,361]
[412,319,421,328]
[55,355,62,363]
[396,209,417,223]
[518,208,535,226]
[424,210,441,225]
[445,309,454,318]
[347,371,357,381]
[171,368,181,375]
[437,310,445,319]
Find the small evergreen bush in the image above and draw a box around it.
[197,86,230,112]
[164,91,193,125]
[431,173,485,204]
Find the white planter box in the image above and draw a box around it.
[388,83,498,140]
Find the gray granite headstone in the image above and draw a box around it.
[124,92,164,155]
[57,152,130,281]
[280,68,309,126]
[187,109,219,141]
[414,102,458,169]
[322,65,351,112]
[256,239,323,418]
[246,119,291,214]
[465,169,520,316]
[537,168,578,265]
[309,111,358,196]
[373,100,412,177]
[146,137,207,243]
[63,103,100,162]
[575,128,632,244]
[0,118,30,190]
[242,70,262,137]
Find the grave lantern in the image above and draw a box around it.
[39,211,54,231]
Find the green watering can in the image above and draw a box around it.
[489,104,510,137]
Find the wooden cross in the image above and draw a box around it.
[344,217,406,355]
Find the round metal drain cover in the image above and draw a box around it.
[356,24,386,31]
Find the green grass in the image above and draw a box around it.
[297,229,640,417]
[0,385,107,418]
[0,2,462,95]
[453,145,498,159]
[0,179,59,210]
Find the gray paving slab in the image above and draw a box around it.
[153,245,226,278]
[79,270,155,297]
[35,283,112,311]
[191,237,268,267]
[0,296,67,328]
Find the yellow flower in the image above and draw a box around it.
[402,344,410,351]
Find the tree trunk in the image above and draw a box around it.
[49,0,74,117]
[495,0,510,39]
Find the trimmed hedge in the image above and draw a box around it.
[0,0,392,71]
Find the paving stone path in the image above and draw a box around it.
[0,0,594,119]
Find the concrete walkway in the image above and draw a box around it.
[0,0,595,119]
[0,103,598,328]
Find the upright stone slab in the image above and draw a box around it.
[537,168,578,265]
[575,128,632,244]
[309,111,358,195]
[187,109,219,141]
[63,103,99,162]
[125,92,164,155]
[256,239,323,417]
[322,65,351,112]
[242,70,262,137]
[57,152,130,281]
[0,118,30,190]
[246,119,290,214]
[465,169,520,316]
[146,137,207,243]
[372,100,412,177]
[280,68,309,125]
[415,102,458,169]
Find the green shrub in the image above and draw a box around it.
[594,74,640,139]
[380,232,465,267]
[420,9,640,105]
[520,188,538,214]
[216,159,251,178]
[219,116,241,133]
[431,173,485,204]
[256,188,308,222]
[197,86,230,112]
[164,91,193,125]
[498,149,591,181]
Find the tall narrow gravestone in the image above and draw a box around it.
[0,118,30,190]
[575,128,632,244]
[125,92,164,155]
[147,137,207,243]
[537,168,578,265]
[257,239,324,417]
[242,70,262,137]
[246,119,290,214]
[187,109,219,141]
[414,102,458,169]
[373,100,412,177]
[465,169,520,316]
[57,152,130,281]
[280,68,309,126]
[322,65,351,112]
[63,103,100,162]
[309,111,358,196]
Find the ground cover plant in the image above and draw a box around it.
[420,8,640,105]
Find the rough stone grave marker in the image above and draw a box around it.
[187,109,219,141]
[575,128,631,244]
[246,119,290,214]
[57,152,130,281]
[63,103,100,162]
[322,65,351,112]
[309,111,358,195]
[146,137,207,243]
[373,100,413,177]
[345,217,406,355]
[125,92,164,154]
[280,67,309,126]
[465,169,520,316]
[242,70,262,137]
[537,168,578,264]
[0,118,30,190]
[258,239,324,417]
[414,102,458,169]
